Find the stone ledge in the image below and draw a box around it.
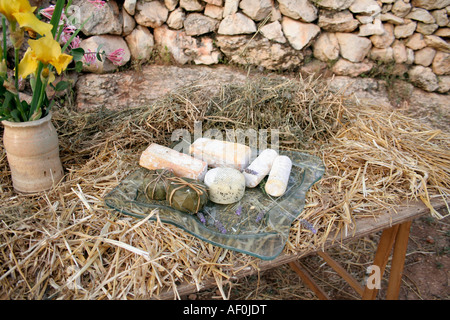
[75,65,449,132]
[75,65,249,111]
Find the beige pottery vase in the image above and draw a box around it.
[2,112,64,193]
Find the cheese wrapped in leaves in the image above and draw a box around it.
[166,176,209,214]
[139,169,174,201]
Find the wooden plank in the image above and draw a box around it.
[288,261,330,300]
[154,249,316,300]
[317,251,365,296]
[154,198,445,299]
[330,199,443,242]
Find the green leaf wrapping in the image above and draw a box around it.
[166,177,209,214]
[139,169,174,201]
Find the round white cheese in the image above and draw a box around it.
[204,167,246,204]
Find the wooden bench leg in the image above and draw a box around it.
[289,221,412,300]
[288,261,330,300]
[386,221,412,300]
[362,224,399,300]
[317,251,365,296]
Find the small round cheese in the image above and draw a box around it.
[204,167,246,204]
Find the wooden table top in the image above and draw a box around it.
[155,198,446,299]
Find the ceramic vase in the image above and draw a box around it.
[2,112,64,193]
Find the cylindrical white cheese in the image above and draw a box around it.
[204,167,246,204]
[265,155,292,197]
[189,138,252,171]
[243,149,278,188]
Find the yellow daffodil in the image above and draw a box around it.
[18,35,72,79]
[0,0,52,35]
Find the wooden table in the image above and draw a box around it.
[156,198,446,300]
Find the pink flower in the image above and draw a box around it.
[63,25,77,34]
[60,26,73,42]
[87,0,107,9]
[106,48,125,66]
[60,25,81,49]
[83,50,97,66]
[40,5,55,20]
[40,5,67,24]
[69,36,81,49]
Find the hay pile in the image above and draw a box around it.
[1,74,448,299]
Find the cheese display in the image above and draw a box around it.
[138,139,293,216]
[265,155,292,197]
[106,149,326,260]
[204,167,246,204]
[140,169,174,201]
[189,138,252,171]
[166,176,209,214]
[139,143,208,180]
[243,149,278,188]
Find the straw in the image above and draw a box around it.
[1,73,448,299]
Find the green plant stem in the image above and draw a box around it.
[13,45,25,120]
[1,17,6,60]
[36,77,48,113]
[29,63,44,118]
[14,48,19,89]
[1,20,23,120]
[50,0,66,38]
[55,22,65,42]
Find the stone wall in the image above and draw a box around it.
[73,0,450,93]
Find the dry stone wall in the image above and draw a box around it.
[73,0,450,93]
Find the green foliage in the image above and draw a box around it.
[0,0,105,122]
[0,0,67,122]
[359,60,409,84]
